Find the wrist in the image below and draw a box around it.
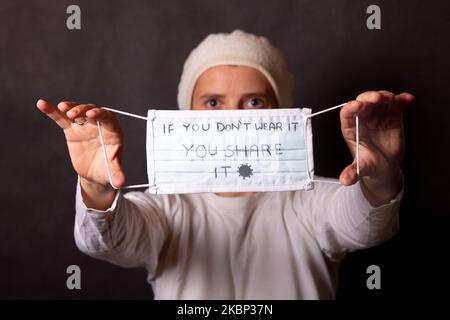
[360,169,403,207]
[79,176,117,211]
[80,176,113,194]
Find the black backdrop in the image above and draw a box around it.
[1,0,449,299]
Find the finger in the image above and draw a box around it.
[340,100,363,130]
[57,101,79,113]
[396,92,415,105]
[377,90,395,102]
[85,107,115,122]
[36,99,71,129]
[349,90,394,122]
[339,162,359,186]
[58,102,116,128]
[109,160,126,188]
[85,107,119,131]
[65,104,97,121]
[356,90,393,105]
[387,92,415,115]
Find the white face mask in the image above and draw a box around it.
[97,103,356,194]
[145,108,314,194]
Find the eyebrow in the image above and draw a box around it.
[199,94,226,100]
[240,93,270,100]
[199,93,270,100]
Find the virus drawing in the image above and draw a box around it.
[237,164,253,179]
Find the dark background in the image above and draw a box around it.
[1,0,449,299]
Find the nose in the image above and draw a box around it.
[219,103,241,110]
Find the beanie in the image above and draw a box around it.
[177,30,294,109]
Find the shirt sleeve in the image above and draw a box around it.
[295,176,403,261]
[74,179,170,278]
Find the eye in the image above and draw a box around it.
[206,99,220,108]
[244,98,264,109]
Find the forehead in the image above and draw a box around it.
[195,65,273,94]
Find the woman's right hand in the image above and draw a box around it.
[36,99,126,190]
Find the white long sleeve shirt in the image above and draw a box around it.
[74,178,402,299]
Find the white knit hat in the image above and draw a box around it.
[177,30,294,110]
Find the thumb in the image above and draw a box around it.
[107,160,126,189]
[339,162,359,186]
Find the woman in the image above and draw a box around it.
[36,30,414,299]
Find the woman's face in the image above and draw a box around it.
[191,65,277,198]
[191,65,277,110]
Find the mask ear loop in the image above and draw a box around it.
[96,104,359,189]
[305,102,360,185]
[355,113,360,177]
[96,107,150,190]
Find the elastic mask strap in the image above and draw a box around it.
[96,104,360,189]
[305,102,360,185]
[96,107,150,190]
